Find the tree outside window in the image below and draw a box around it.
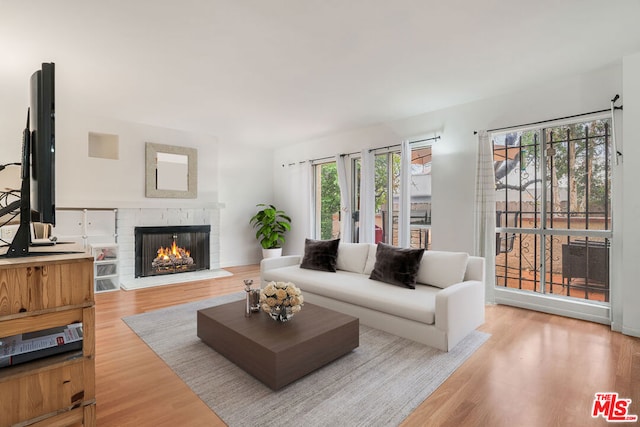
[316,162,341,240]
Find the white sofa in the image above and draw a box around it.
[261,243,485,352]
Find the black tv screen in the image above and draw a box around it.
[30,62,55,226]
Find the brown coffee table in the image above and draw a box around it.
[197,300,359,390]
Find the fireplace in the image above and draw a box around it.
[135,225,210,278]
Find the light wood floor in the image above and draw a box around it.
[95,265,640,427]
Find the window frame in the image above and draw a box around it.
[493,114,613,304]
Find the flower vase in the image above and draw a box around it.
[269,305,294,322]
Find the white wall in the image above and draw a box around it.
[0,69,29,163]
[55,111,220,208]
[218,141,274,267]
[621,52,640,337]
[0,70,220,208]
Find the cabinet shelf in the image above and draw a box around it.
[0,350,84,381]
[0,254,95,427]
[95,259,117,264]
[95,277,119,292]
[91,243,119,293]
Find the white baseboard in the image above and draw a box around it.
[494,287,611,325]
[621,325,640,338]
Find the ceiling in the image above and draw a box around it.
[2,0,640,149]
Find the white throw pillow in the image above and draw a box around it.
[363,244,378,275]
[416,251,469,288]
[336,243,370,274]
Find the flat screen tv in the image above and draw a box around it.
[3,62,56,257]
[30,62,56,226]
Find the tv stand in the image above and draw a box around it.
[0,253,96,425]
[5,222,30,257]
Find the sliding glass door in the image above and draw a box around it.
[313,161,340,240]
[409,144,432,249]
[319,141,434,246]
[494,117,612,305]
[374,151,400,245]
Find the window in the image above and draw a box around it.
[409,144,432,249]
[374,150,401,245]
[372,144,433,248]
[351,157,361,242]
[493,118,612,303]
[313,140,434,247]
[313,161,341,240]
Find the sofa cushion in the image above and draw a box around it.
[416,251,469,288]
[336,243,370,274]
[369,243,425,289]
[262,265,437,324]
[363,244,378,275]
[300,238,340,272]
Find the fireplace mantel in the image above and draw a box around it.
[57,201,225,210]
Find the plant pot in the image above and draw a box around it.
[262,248,283,259]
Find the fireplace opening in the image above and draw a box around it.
[153,238,194,272]
[135,225,210,278]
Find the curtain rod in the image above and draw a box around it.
[284,135,441,166]
[305,151,361,164]
[408,135,441,144]
[369,135,440,153]
[283,153,355,167]
[473,105,622,135]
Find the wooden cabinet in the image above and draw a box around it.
[0,253,95,427]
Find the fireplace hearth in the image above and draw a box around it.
[135,225,210,278]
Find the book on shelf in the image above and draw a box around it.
[0,323,83,368]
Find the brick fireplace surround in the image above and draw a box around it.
[117,207,231,290]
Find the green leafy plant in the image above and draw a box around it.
[249,204,292,249]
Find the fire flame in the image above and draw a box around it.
[157,240,190,260]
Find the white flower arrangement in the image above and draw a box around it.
[260,281,304,321]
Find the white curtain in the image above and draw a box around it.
[303,161,315,239]
[286,161,314,252]
[474,131,496,300]
[359,149,376,243]
[336,154,352,243]
[398,140,411,247]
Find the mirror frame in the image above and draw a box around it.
[145,142,198,198]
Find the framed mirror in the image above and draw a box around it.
[145,142,198,198]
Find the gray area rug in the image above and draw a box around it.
[123,292,490,427]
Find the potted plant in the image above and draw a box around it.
[249,204,292,258]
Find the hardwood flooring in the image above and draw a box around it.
[94,265,640,427]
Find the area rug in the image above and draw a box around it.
[123,292,490,427]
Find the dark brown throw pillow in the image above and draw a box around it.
[300,238,340,272]
[369,243,425,289]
